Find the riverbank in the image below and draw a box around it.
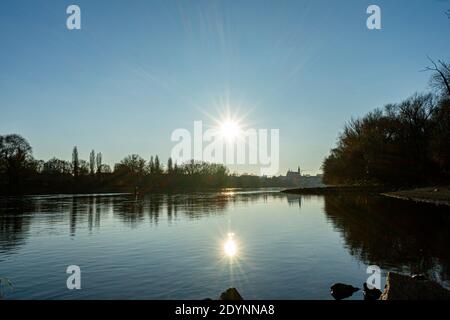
[282,185,450,207]
[281,185,392,195]
[380,272,450,300]
[382,186,450,207]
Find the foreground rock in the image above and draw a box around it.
[220,288,243,300]
[363,283,382,300]
[380,272,450,300]
[330,283,359,300]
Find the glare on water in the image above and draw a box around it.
[224,232,237,257]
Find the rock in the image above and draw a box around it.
[330,283,359,300]
[380,272,450,300]
[411,274,427,280]
[363,282,382,300]
[220,288,243,300]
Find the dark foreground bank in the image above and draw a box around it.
[382,186,450,206]
[282,185,450,207]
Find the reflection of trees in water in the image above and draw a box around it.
[0,198,34,254]
[0,195,114,254]
[0,191,298,253]
[112,193,254,225]
[112,196,146,227]
[286,194,302,207]
[3,192,449,282]
[323,194,450,281]
[112,191,296,226]
[68,196,113,235]
[285,194,322,208]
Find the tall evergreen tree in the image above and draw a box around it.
[167,157,173,174]
[155,155,162,174]
[89,150,96,176]
[149,156,155,174]
[96,152,102,174]
[72,146,79,177]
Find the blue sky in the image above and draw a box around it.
[1,0,449,175]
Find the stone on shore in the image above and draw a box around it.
[330,283,359,300]
[220,287,243,300]
[363,282,382,300]
[380,272,450,300]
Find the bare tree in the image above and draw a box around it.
[423,56,450,96]
[117,154,146,175]
[0,134,33,190]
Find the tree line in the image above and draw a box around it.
[0,140,292,195]
[322,58,450,186]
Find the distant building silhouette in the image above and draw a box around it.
[282,165,324,187]
[286,168,301,185]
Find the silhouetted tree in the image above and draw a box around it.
[167,157,173,174]
[72,146,79,177]
[34,160,45,173]
[322,93,447,185]
[43,158,72,175]
[79,160,89,176]
[96,153,102,174]
[431,98,450,177]
[0,134,33,193]
[0,133,294,194]
[424,57,450,96]
[99,164,111,173]
[148,156,155,174]
[89,150,96,176]
[154,155,162,174]
[116,155,146,175]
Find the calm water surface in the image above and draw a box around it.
[1,189,449,299]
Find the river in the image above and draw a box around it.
[0,189,449,299]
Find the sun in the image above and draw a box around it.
[219,120,241,140]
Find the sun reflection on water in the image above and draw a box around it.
[224,232,237,257]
